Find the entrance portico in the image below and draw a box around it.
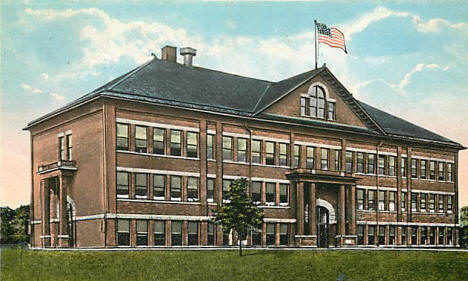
[287,168,358,247]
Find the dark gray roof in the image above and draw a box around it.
[358,101,459,145]
[25,58,464,149]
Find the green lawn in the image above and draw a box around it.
[1,248,468,281]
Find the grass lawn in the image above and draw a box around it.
[1,248,468,281]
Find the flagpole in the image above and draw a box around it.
[314,19,318,69]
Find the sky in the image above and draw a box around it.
[1,1,467,209]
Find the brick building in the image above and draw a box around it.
[25,46,464,248]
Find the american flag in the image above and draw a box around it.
[316,22,347,54]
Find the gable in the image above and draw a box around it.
[261,71,371,129]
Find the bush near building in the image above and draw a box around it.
[1,205,29,245]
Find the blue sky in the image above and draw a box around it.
[1,1,468,207]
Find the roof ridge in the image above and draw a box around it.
[190,64,273,83]
[252,83,272,113]
[105,58,155,91]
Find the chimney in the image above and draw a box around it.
[161,45,177,62]
[180,47,197,67]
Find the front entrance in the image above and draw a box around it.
[66,201,75,247]
[317,206,329,248]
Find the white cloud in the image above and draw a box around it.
[50,92,65,101]
[22,83,43,94]
[341,6,466,40]
[391,63,450,93]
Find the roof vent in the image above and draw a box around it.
[161,45,177,62]
[180,47,197,67]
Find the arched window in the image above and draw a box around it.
[309,86,326,118]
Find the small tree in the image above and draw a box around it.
[213,178,264,256]
[460,206,468,248]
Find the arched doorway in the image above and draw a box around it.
[317,206,329,248]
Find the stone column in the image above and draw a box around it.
[296,182,304,235]
[308,183,317,236]
[49,186,58,247]
[40,179,50,247]
[350,185,356,235]
[58,176,70,247]
[339,185,346,236]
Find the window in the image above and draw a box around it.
[116,123,129,150]
[170,176,181,201]
[58,136,65,160]
[309,91,317,118]
[411,193,417,211]
[447,228,453,245]
[170,130,182,156]
[279,224,288,245]
[429,161,436,180]
[279,143,288,166]
[447,163,453,182]
[378,226,385,245]
[117,219,130,246]
[321,148,329,170]
[368,190,376,210]
[222,136,233,161]
[401,157,407,177]
[401,192,406,212]
[378,155,386,175]
[207,134,215,160]
[447,196,453,212]
[411,227,417,245]
[153,128,165,155]
[265,183,276,206]
[116,172,129,197]
[368,154,375,174]
[438,195,444,213]
[279,184,289,206]
[135,126,147,153]
[188,222,199,245]
[266,223,276,246]
[334,150,341,171]
[357,189,364,210]
[251,140,262,164]
[222,180,232,202]
[438,227,444,245]
[171,221,182,246]
[251,182,262,205]
[420,227,427,245]
[207,178,215,203]
[66,134,72,160]
[328,102,336,120]
[317,86,326,118]
[294,145,301,168]
[265,142,275,165]
[251,228,261,246]
[345,151,353,173]
[237,138,247,162]
[207,223,216,245]
[154,221,165,246]
[368,226,375,245]
[420,194,426,212]
[187,177,199,202]
[136,220,148,246]
[153,175,165,200]
[401,227,407,245]
[420,160,427,179]
[186,132,198,158]
[389,156,396,176]
[389,226,395,245]
[389,192,396,211]
[429,227,435,245]
[411,159,418,178]
[306,147,315,169]
[135,173,147,198]
[357,153,364,173]
[438,162,445,181]
[357,225,364,245]
[300,97,307,116]
[378,191,386,211]
[429,194,435,212]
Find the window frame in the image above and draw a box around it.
[66,134,72,160]
[306,146,315,169]
[279,143,288,167]
[186,131,199,158]
[170,176,182,201]
[170,130,182,156]
[116,123,129,151]
[320,148,329,170]
[153,174,165,200]
[153,220,166,246]
[222,136,233,161]
[279,184,289,206]
[135,173,148,198]
[356,152,364,173]
[265,182,276,206]
[207,178,215,203]
[251,181,262,205]
[237,138,247,163]
[171,221,182,246]
[153,128,165,155]
[136,220,148,246]
[251,140,262,164]
[265,141,275,165]
[368,154,375,174]
[345,151,353,173]
[116,171,129,198]
[187,177,199,202]
[135,125,148,153]
[207,134,215,160]
[117,219,130,246]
